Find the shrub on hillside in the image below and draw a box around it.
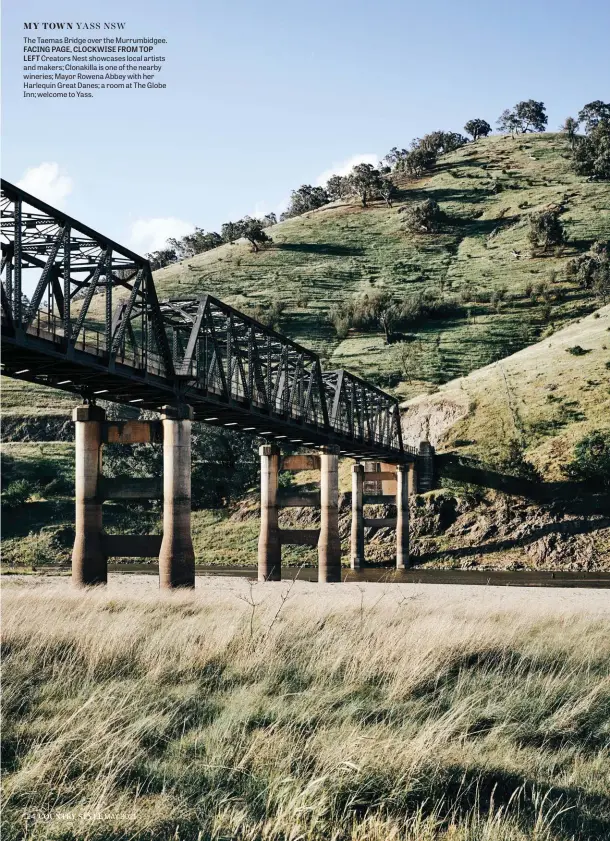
[566,241,610,302]
[527,209,565,252]
[496,439,541,482]
[563,430,610,489]
[1,479,34,509]
[330,289,462,342]
[401,199,445,234]
[244,298,286,331]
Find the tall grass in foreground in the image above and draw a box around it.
[2,579,609,840]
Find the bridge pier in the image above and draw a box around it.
[418,441,435,492]
[159,405,195,588]
[350,463,365,570]
[72,405,106,586]
[395,463,410,570]
[258,444,281,581]
[318,445,341,582]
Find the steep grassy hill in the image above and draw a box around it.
[151,132,610,397]
[401,304,610,478]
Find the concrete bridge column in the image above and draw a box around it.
[408,461,418,496]
[72,404,106,586]
[258,443,281,581]
[159,405,195,588]
[350,463,365,570]
[395,463,410,570]
[418,441,435,493]
[318,445,341,583]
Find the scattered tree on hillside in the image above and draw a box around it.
[281,184,329,219]
[464,118,492,140]
[330,288,463,344]
[238,217,272,253]
[401,199,444,233]
[220,217,272,252]
[167,228,223,260]
[497,100,548,134]
[383,147,409,169]
[379,178,397,208]
[404,146,437,176]
[571,103,610,181]
[221,221,241,244]
[566,240,610,301]
[560,116,580,148]
[418,131,468,155]
[146,248,178,270]
[359,290,398,342]
[577,100,610,133]
[325,174,350,200]
[527,209,565,252]
[346,163,383,207]
[382,131,463,176]
[262,212,277,228]
[392,338,424,383]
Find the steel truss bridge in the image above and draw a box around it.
[1,179,413,462]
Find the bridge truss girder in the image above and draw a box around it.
[1,179,412,461]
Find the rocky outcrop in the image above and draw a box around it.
[400,393,469,449]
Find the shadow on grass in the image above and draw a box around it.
[276,242,365,257]
[332,762,610,839]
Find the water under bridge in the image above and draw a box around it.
[1,179,434,585]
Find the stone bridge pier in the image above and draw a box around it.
[71,403,195,589]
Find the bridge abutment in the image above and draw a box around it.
[318,445,341,582]
[72,405,106,586]
[159,405,195,588]
[258,444,281,581]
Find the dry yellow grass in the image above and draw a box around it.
[401,304,610,476]
[2,575,610,840]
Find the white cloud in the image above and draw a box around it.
[127,217,195,254]
[251,196,290,220]
[316,153,379,186]
[17,162,73,208]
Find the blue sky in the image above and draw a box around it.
[2,0,609,255]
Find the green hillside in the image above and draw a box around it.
[152,132,609,398]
